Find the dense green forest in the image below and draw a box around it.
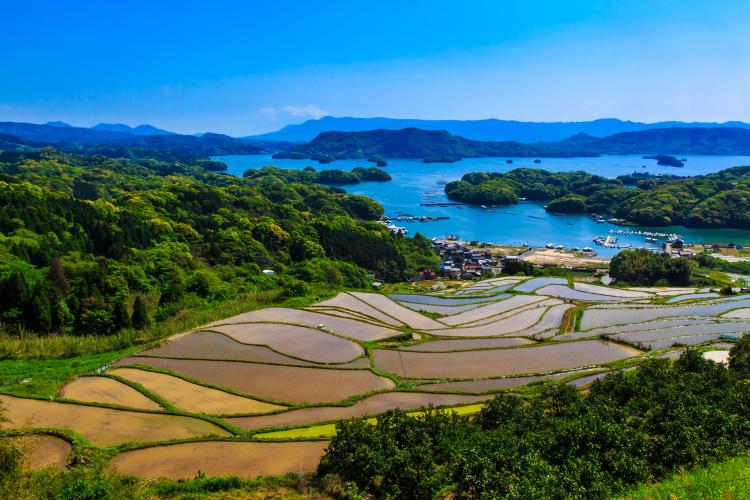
[0,148,437,337]
[242,165,391,185]
[446,166,750,228]
[319,347,750,498]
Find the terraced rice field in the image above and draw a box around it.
[138,330,370,368]
[398,301,485,315]
[536,284,631,302]
[580,296,750,330]
[512,277,568,293]
[3,277,746,478]
[348,292,447,330]
[389,294,505,305]
[59,376,162,410]
[311,292,403,325]
[206,323,363,363]
[401,337,533,351]
[416,369,601,393]
[114,357,394,404]
[14,435,72,470]
[209,307,400,341]
[228,392,491,431]
[110,441,328,479]
[109,368,285,415]
[438,295,547,326]
[0,394,228,446]
[665,292,720,303]
[374,341,640,378]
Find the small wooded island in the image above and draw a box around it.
[445,166,750,229]
[644,155,684,167]
[243,165,391,185]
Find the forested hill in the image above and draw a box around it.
[273,128,596,162]
[568,126,750,155]
[445,166,750,228]
[0,149,438,336]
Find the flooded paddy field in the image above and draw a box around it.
[398,301,484,315]
[3,280,747,477]
[139,330,370,368]
[375,340,640,378]
[207,322,363,363]
[401,337,533,351]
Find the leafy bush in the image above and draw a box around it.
[320,351,750,498]
[609,248,692,285]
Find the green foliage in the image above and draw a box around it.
[320,352,750,498]
[0,406,22,499]
[242,165,391,185]
[619,452,750,499]
[610,248,693,285]
[729,334,750,379]
[446,168,623,207]
[446,166,750,229]
[0,149,434,336]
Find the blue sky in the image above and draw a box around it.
[1,0,749,135]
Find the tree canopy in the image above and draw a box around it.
[0,149,437,336]
[446,166,750,229]
[320,350,750,498]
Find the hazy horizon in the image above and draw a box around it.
[3,0,749,135]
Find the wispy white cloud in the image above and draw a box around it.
[261,104,326,119]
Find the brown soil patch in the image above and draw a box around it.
[0,394,228,447]
[139,331,369,368]
[116,357,394,404]
[207,323,362,363]
[109,440,328,479]
[402,338,533,351]
[228,392,491,431]
[59,376,162,410]
[109,368,284,415]
[520,248,610,269]
[209,307,400,341]
[12,435,71,470]
[375,341,640,378]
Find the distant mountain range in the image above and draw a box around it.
[45,121,175,136]
[0,121,262,160]
[276,126,750,162]
[3,119,750,163]
[248,116,750,143]
[273,128,597,161]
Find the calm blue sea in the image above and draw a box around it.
[216,154,750,257]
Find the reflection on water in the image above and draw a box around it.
[217,154,750,256]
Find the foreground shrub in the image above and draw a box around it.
[319,350,750,498]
